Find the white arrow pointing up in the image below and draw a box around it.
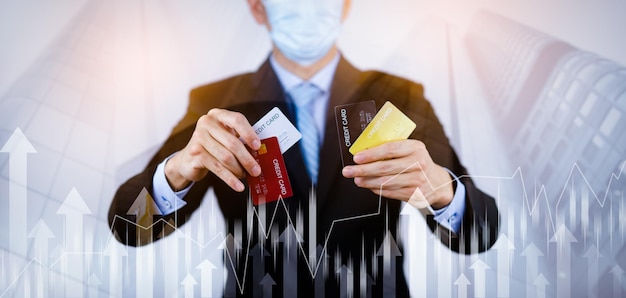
[259,273,276,298]
[550,225,577,298]
[181,273,198,298]
[533,273,549,298]
[377,231,402,298]
[399,203,428,298]
[126,187,162,245]
[611,265,624,298]
[57,188,92,250]
[336,265,354,298]
[470,259,490,298]
[492,233,515,298]
[1,127,36,256]
[583,245,602,298]
[163,223,183,297]
[28,219,55,266]
[56,187,91,297]
[521,242,543,298]
[103,237,127,298]
[196,259,217,298]
[455,273,471,298]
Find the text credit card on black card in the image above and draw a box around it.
[247,136,293,205]
[334,100,376,167]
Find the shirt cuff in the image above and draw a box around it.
[152,153,192,215]
[431,169,466,234]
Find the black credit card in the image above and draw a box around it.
[334,100,376,167]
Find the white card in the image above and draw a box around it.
[252,107,302,153]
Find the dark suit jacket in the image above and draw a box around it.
[109,57,499,297]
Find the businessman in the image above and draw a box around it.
[109,0,499,296]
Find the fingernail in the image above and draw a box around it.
[252,165,261,177]
[252,139,261,150]
[235,181,245,192]
[342,167,353,177]
[353,154,364,164]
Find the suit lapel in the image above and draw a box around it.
[316,57,365,207]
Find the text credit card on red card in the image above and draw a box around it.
[247,136,293,205]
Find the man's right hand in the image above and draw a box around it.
[164,108,262,192]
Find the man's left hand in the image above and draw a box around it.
[341,139,454,209]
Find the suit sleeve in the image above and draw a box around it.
[107,74,256,246]
[107,105,211,246]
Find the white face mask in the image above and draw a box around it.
[262,0,344,66]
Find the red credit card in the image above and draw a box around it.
[247,136,293,205]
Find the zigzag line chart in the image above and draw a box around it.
[2,127,625,297]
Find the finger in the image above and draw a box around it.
[189,122,252,178]
[342,158,420,178]
[201,136,247,178]
[208,128,261,177]
[209,109,261,150]
[353,173,417,190]
[353,140,423,164]
[202,113,261,177]
[201,152,246,192]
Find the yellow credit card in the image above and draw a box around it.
[349,101,416,155]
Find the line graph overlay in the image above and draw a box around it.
[2,160,624,296]
[106,160,624,293]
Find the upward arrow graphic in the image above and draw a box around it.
[336,265,354,298]
[250,242,270,298]
[360,240,374,298]
[469,259,490,298]
[163,225,183,297]
[520,242,543,298]
[181,273,198,298]
[377,231,402,298]
[550,225,577,298]
[279,225,304,297]
[28,219,55,266]
[56,187,91,297]
[125,188,160,298]
[533,273,549,298]
[196,259,217,298]
[492,233,515,297]
[583,245,602,298]
[259,273,276,298]
[1,127,36,256]
[433,225,452,298]
[610,265,624,298]
[57,187,92,250]
[126,187,163,245]
[103,238,128,298]
[399,203,428,297]
[454,273,471,298]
